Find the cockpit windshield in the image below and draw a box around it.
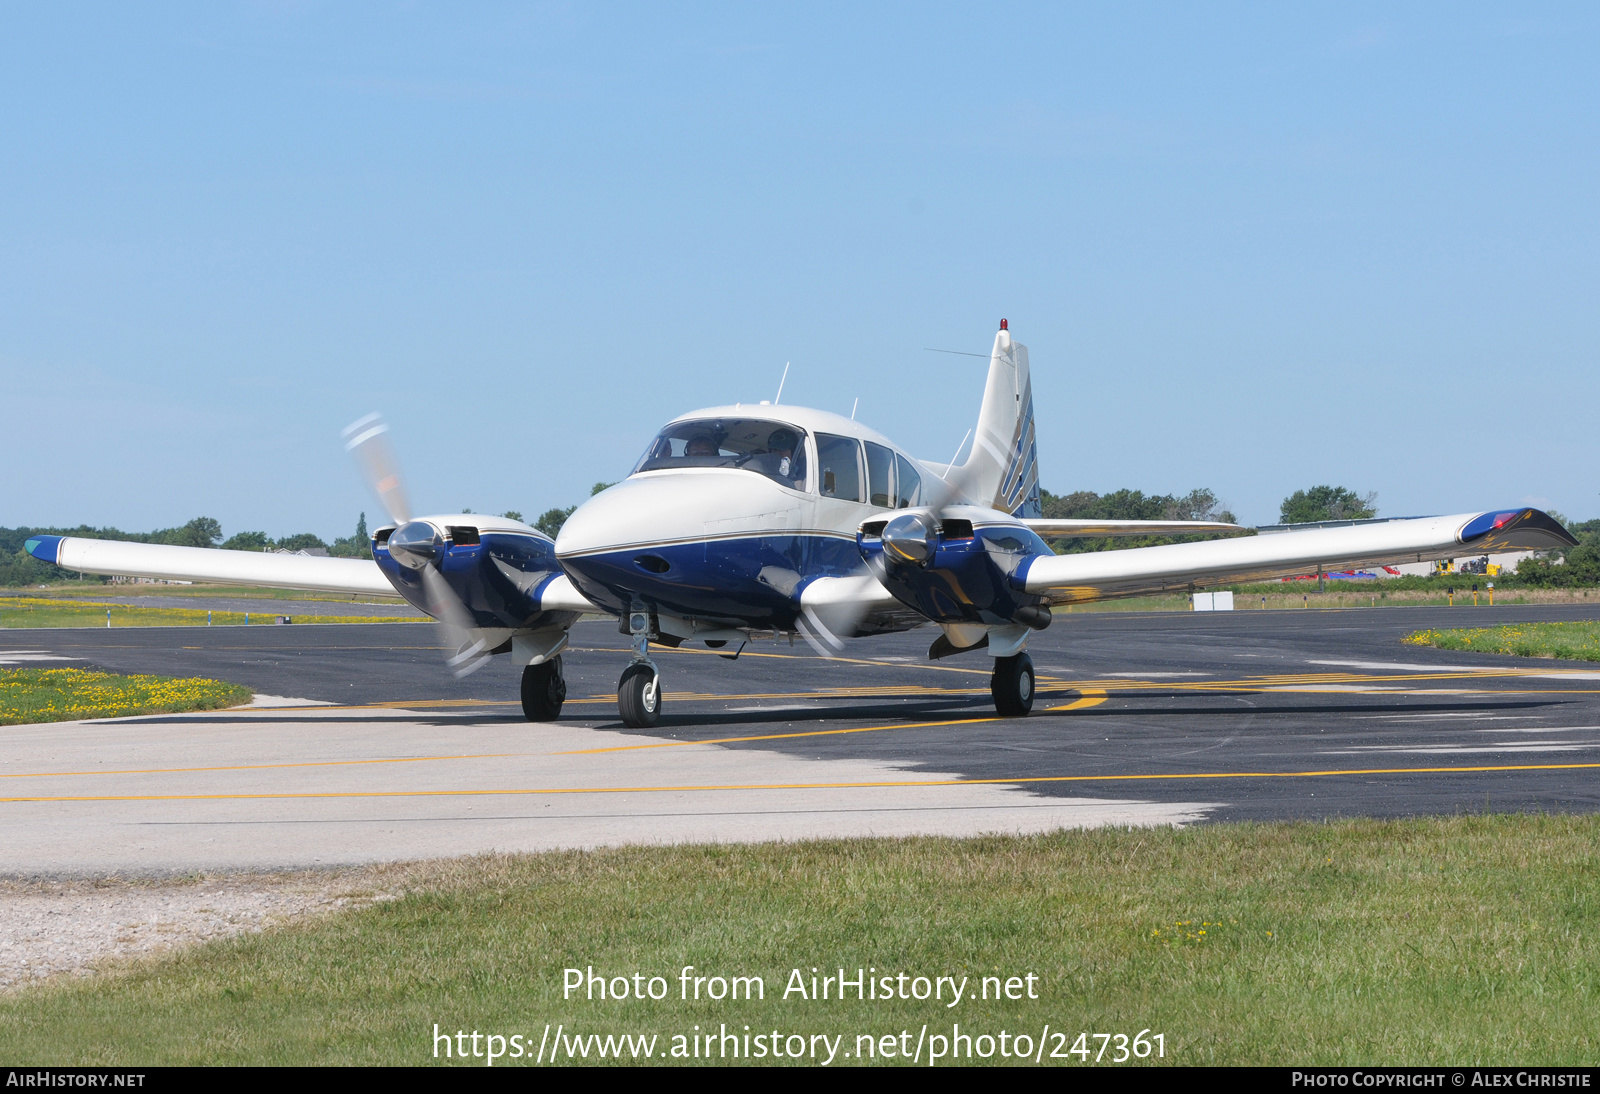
[633,418,810,492]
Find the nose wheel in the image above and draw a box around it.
[618,662,662,727]
[990,652,1035,716]
[520,656,567,721]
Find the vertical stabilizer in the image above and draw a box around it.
[951,321,1041,517]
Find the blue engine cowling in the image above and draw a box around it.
[374,524,575,630]
[857,511,1053,629]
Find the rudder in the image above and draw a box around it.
[952,320,1041,517]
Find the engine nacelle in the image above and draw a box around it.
[857,509,1053,630]
[374,521,574,630]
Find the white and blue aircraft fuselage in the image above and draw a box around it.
[25,321,1577,728]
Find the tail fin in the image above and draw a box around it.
[951,321,1041,517]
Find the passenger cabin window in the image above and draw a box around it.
[816,434,863,503]
[634,418,809,492]
[895,454,922,509]
[864,442,895,509]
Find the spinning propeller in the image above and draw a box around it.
[792,511,942,659]
[342,413,493,677]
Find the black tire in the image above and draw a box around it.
[520,657,567,721]
[618,663,663,728]
[991,652,1036,717]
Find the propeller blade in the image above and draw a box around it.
[794,573,881,659]
[341,414,490,678]
[342,412,412,526]
[419,565,491,678]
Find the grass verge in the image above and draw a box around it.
[0,667,252,725]
[1403,621,1600,662]
[2,815,1598,1065]
[5,583,405,605]
[1051,588,1598,613]
[0,596,425,628]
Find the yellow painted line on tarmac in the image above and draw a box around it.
[0,753,526,781]
[223,679,1600,719]
[648,643,1001,677]
[555,714,1006,754]
[6,760,1600,805]
[238,683,997,713]
[561,688,1116,754]
[1050,687,1107,711]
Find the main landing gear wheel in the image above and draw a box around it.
[618,662,663,728]
[991,652,1035,717]
[520,656,567,721]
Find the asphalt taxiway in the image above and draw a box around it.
[4,604,1599,874]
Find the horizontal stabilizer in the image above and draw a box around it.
[25,536,398,597]
[1024,519,1243,537]
[1019,508,1576,603]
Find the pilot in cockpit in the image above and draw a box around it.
[685,435,718,458]
[765,428,805,489]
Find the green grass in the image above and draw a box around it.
[0,596,425,629]
[1063,589,1596,612]
[5,583,405,604]
[4,816,1599,1065]
[1404,621,1600,662]
[0,666,252,725]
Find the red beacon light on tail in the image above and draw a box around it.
[999,318,1008,330]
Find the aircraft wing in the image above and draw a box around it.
[1018,508,1575,604]
[1024,519,1243,537]
[25,535,398,597]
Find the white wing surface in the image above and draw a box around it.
[1024,519,1243,537]
[1020,509,1575,604]
[26,536,397,597]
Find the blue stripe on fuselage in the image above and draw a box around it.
[559,532,862,626]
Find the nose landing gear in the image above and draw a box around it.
[520,656,567,721]
[990,652,1035,716]
[619,662,662,727]
[618,629,663,728]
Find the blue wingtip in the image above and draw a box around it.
[24,535,63,563]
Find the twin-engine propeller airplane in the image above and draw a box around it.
[26,320,1576,728]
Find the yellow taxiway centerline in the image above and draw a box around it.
[0,753,525,781]
[6,759,1600,805]
[556,714,1007,754]
[1050,687,1108,711]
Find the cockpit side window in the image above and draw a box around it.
[864,442,895,510]
[816,434,863,503]
[894,454,922,509]
[634,418,810,493]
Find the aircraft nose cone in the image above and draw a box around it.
[557,474,778,558]
[388,520,442,570]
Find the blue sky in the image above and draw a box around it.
[4,3,1597,537]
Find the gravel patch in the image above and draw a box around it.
[0,871,397,992]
